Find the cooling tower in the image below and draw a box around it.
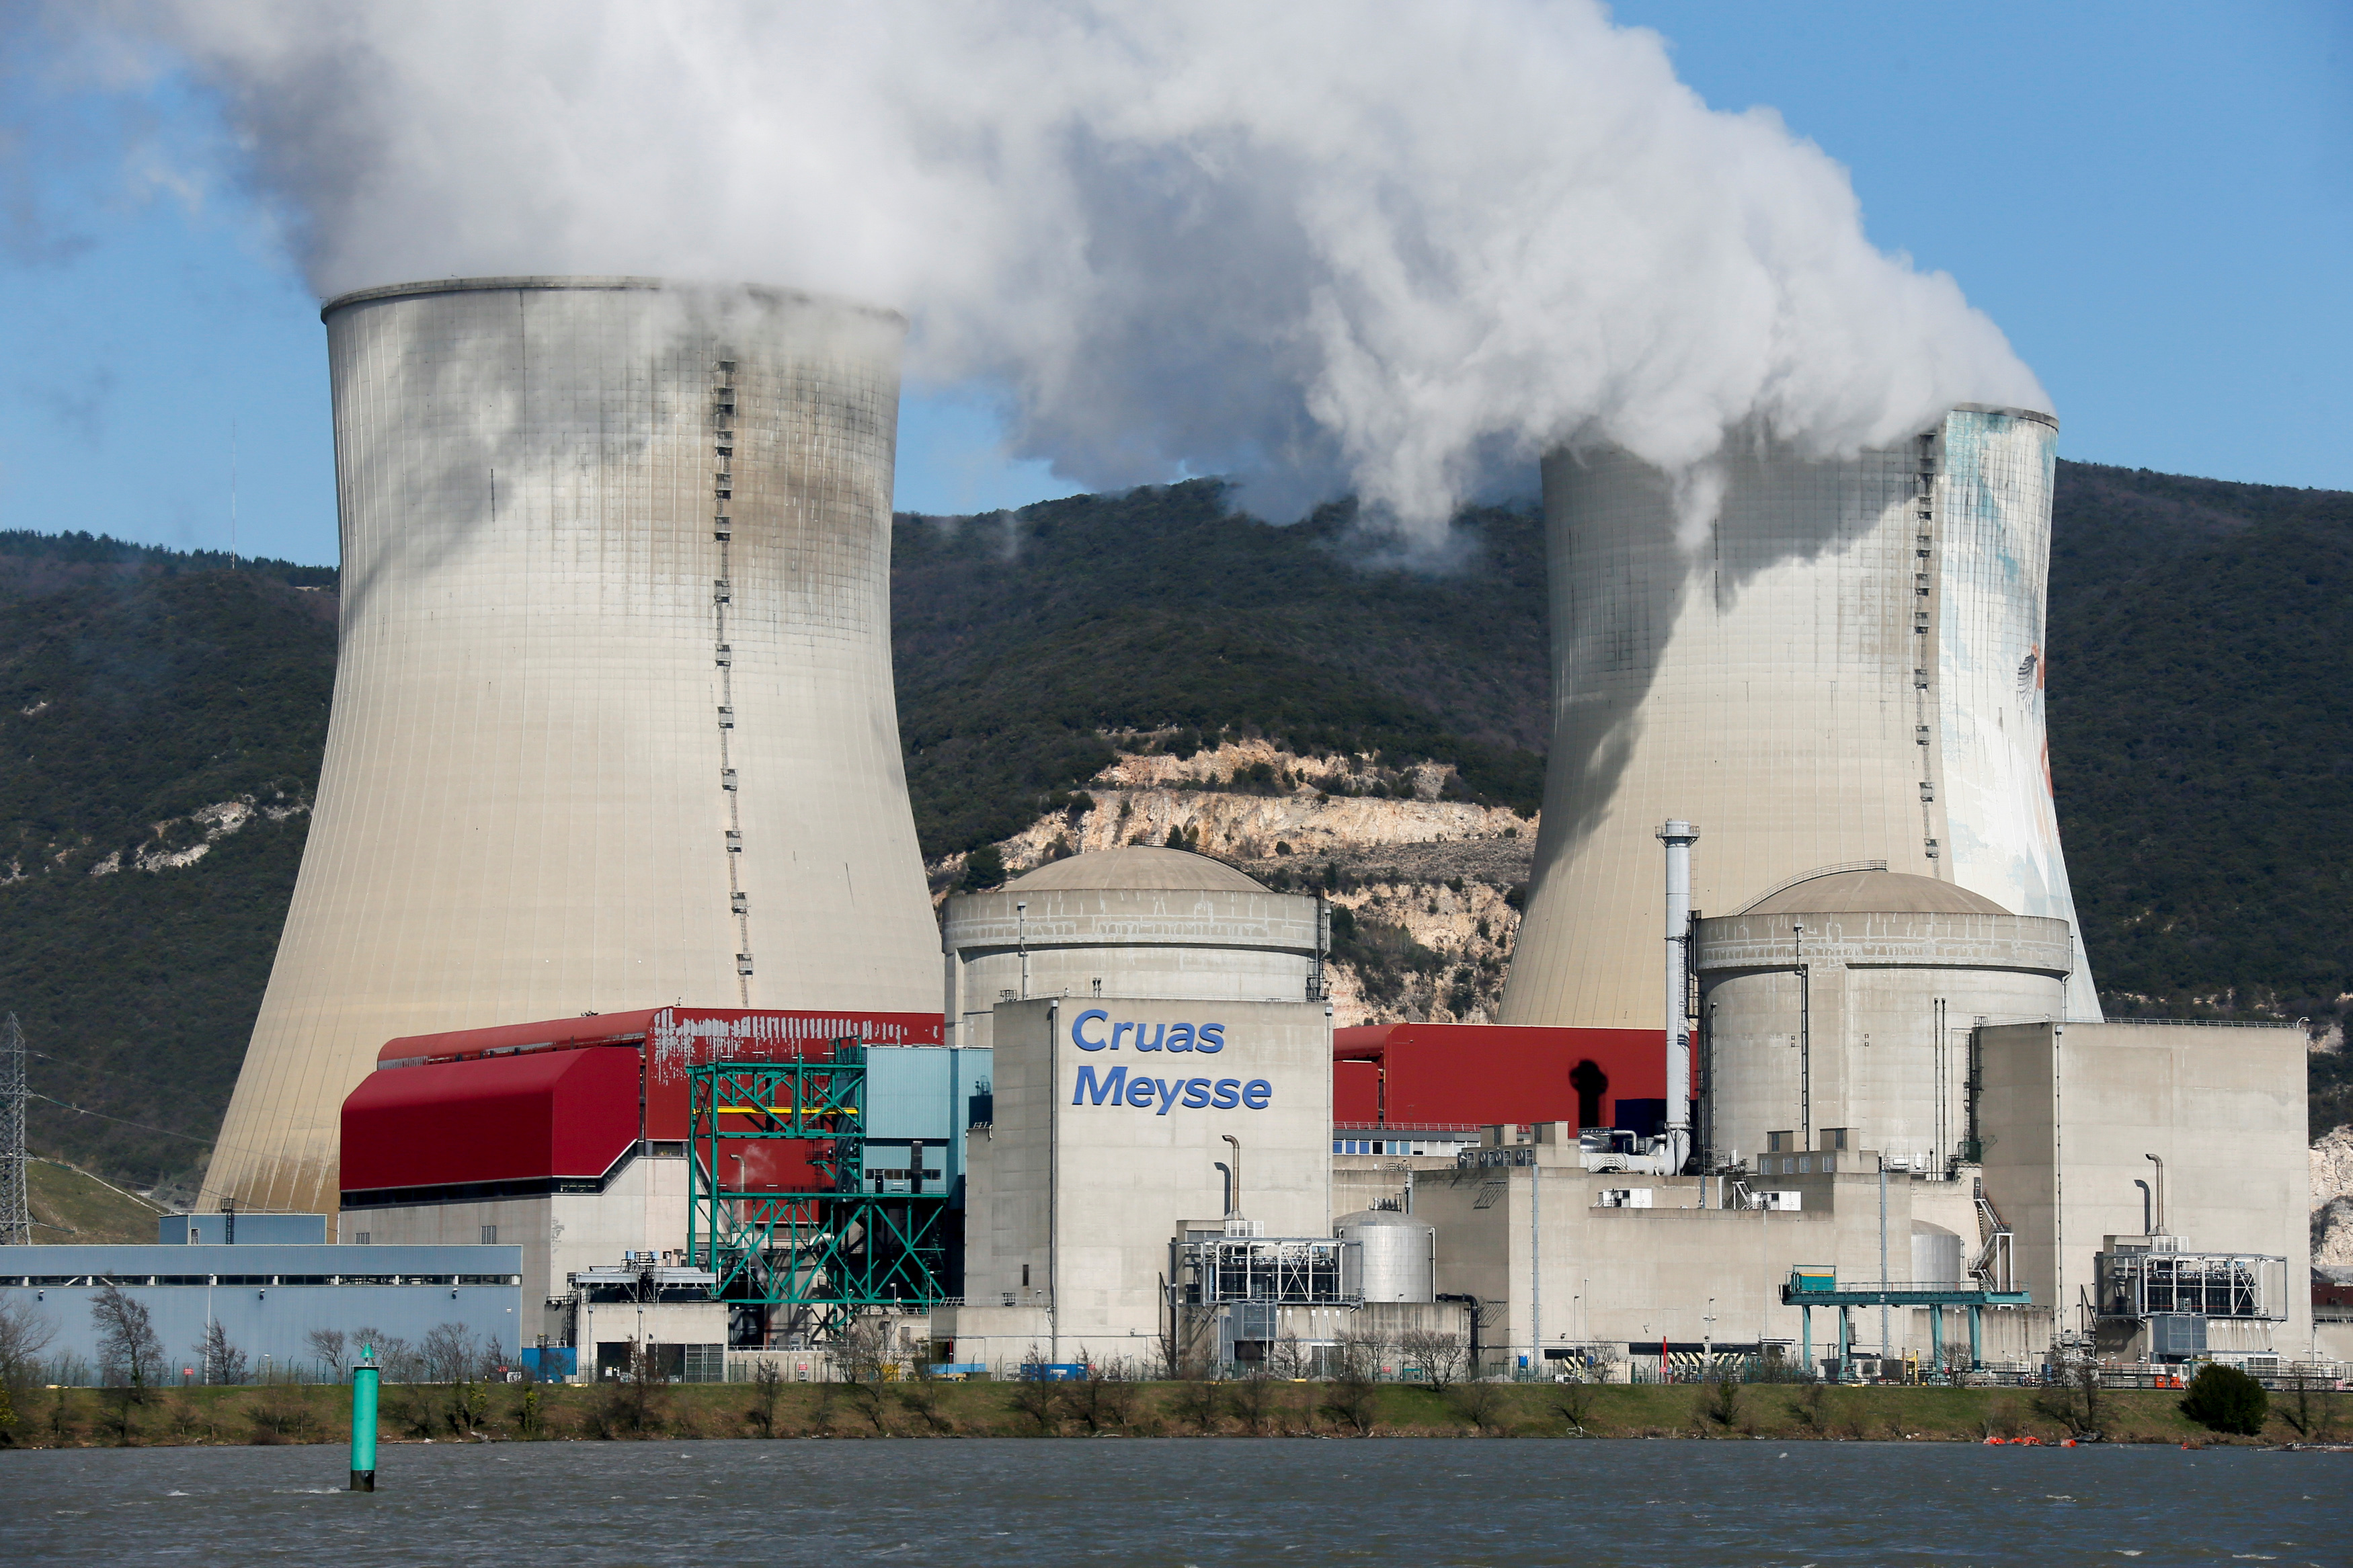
[203,277,941,1214]
[1500,405,2102,1031]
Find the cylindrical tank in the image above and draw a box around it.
[204,277,941,1214]
[940,847,1321,1049]
[1694,868,2070,1169]
[1501,407,2102,1031]
[1912,1223,1966,1289]
[1334,1209,1436,1303]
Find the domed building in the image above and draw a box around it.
[1691,865,2073,1172]
[939,846,1326,1050]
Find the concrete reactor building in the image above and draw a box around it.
[1502,406,2102,1032]
[204,277,941,1216]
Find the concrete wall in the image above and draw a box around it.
[1979,1020,2311,1353]
[943,885,1319,1050]
[1,1244,523,1378]
[340,1150,691,1313]
[209,277,939,1216]
[1410,1153,2042,1371]
[1697,910,2069,1165]
[963,997,1332,1352]
[1505,407,2102,1030]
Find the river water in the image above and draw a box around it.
[0,1439,2342,1566]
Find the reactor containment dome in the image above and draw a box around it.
[1501,405,2100,1031]
[205,277,941,1215]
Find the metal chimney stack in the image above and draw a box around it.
[1657,820,1698,1169]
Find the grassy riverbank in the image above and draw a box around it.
[6,1379,2342,1448]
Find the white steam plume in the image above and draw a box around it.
[91,0,2046,538]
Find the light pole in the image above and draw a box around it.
[1704,1297,1716,1374]
[1016,900,1030,999]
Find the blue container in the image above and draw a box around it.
[521,1346,577,1380]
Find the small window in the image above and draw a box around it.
[1821,1128,1849,1151]
[354,1231,370,1246]
[1767,1130,1792,1153]
[1021,1264,1031,1288]
[479,1225,497,1245]
[1798,1155,1812,1173]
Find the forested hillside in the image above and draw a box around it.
[3,460,2348,1195]
[0,538,335,1199]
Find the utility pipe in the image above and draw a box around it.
[2144,1153,2165,1236]
[1222,1135,1242,1220]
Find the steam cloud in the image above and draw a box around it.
[97,0,2046,538]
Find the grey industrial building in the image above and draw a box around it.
[3,1216,521,1380]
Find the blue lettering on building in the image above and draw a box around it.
[1070,1009,1223,1054]
[1070,1066,1273,1113]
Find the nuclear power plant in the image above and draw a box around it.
[11,290,2327,1393]
[203,278,940,1216]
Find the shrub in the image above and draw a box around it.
[2180,1364,2269,1436]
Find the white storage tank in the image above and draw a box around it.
[1334,1209,1436,1304]
[1912,1222,1967,1289]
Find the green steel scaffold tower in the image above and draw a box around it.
[685,1046,947,1342]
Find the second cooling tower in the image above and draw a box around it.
[204,277,941,1214]
[1501,405,2100,1030]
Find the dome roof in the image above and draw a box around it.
[1741,868,2011,917]
[1002,845,1271,895]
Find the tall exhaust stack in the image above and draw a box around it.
[1657,819,1697,1171]
[203,277,941,1214]
[1503,406,2099,1030]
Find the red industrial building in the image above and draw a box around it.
[342,1008,943,1202]
[1332,1022,1689,1136]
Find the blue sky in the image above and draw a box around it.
[0,1,2344,569]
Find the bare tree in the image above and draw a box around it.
[834,1316,895,1433]
[1398,1327,1468,1393]
[745,1359,785,1437]
[350,1327,419,1385]
[194,1321,248,1386]
[305,1327,350,1382]
[1059,1354,1138,1433]
[421,1323,485,1384]
[1552,1377,1595,1435]
[91,1284,165,1398]
[1265,1331,1311,1381]
[1698,1370,1743,1432]
[0,1295,56,1408]
[1228,1369,1279,1434]
[1008,1346,1060,1434]
[1173,1370,1224,1434]
[2277,1371,2338,1442]
[2032,1350,2106,1439]
[1322,1331,1384,1435]
[590,1339,668,1438]
[1453,1377,1506,1433]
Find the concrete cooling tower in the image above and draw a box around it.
[204,277,941,1215]
[1501,405,2102,1032]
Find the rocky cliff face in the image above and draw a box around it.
[930,740,1535,1026]
[2315,1124,2353,1281]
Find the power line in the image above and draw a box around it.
[26,1093,216,1149]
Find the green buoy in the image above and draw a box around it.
[350,1344,378,1493]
